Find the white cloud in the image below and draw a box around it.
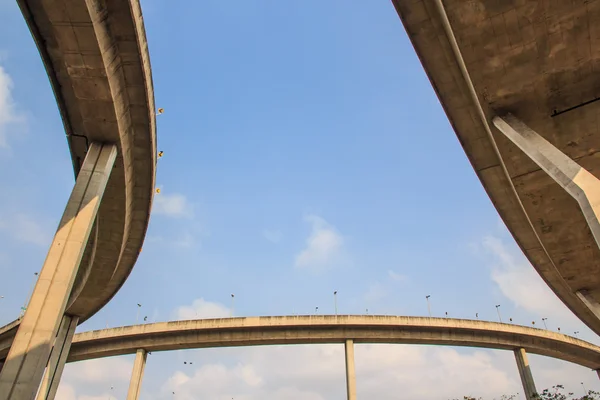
[156,343,600,400]
[0,64,23,148]
[294,215,343,271]
[0,213,51,247]
[175,298,231,320]
[56,357,132,400]
[153,192,193,218]
[387,270,407,283]
[481,235,577,324]
[263,229,282,243]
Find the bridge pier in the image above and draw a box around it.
[514,348,537,400]
[0,143,117,400]
[344,339,357,400]
[126,349,147,400]
[493,114,600,261]
[36,315,78,400]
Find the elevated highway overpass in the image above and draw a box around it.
[1,315,596,400]
[0,0,156,398]
[392,1,600,334]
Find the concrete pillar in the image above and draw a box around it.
[344,339,357,400]
[36,315,78,400]
[597,369,600,380]
[126,349,147,400]
[514,348,537,399]
[492,114,600,257]
[0,143,117,400]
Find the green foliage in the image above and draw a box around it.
[532,385,600,400]
[452,385,600,400]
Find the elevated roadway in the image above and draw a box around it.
[0,316,595,369]
[13,0,156,326]
[391,1,600,333]
[0,1,156,397]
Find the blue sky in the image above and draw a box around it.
[0,0,599,399]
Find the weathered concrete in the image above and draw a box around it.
[0,143,116,400]
[37,315,78,400]
[0,316,589,370]
[392,0,600,334]
[14,0,156,325]
[344,339,357,400]
[493,114,600,257]
[514,348,537,400]
[126,349,147,400]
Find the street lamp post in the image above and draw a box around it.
[541,317,548,329]
[315,306,319,315]
[425,295,431,317]
[231,294,235,317]
[574,331,580,337]
[495,304,502,323]
[334,291,338,316]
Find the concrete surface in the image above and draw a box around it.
[514,347,538,400]
[126,349,146,400]
[344,339,357,400]
[0,143,116,400]
[15,0,156,323]
[391,0,600,334]
[493,114,600,259]
[0,316,593,369]
[37,316,78,400]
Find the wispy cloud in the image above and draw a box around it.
[387,270,407,283]
[153,192,193,218]
[157,344,528,399]
[481,235,577,324]
[175,298,231,320]
[294,215,343,271]
[0,213,51,247]
[56,357,133,400]
[0,64,24,148]
[262,229,282,243]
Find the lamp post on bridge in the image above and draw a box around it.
[425,295,431,317]
[541,317,548,329]
[495,304,502,323]
[231,294,235,317]
[334,291,338,316]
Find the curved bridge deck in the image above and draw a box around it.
[15,0,156,323]
[392,0,600,334]
[31,315,600,370]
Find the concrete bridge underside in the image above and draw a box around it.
[392,0,600,334]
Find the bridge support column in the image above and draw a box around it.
[36,315,78,400]
[344,339,357,400]
[492,114,600,258]
[0,143,117,400]
[514,348,537,399]
[126,349,147,400]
